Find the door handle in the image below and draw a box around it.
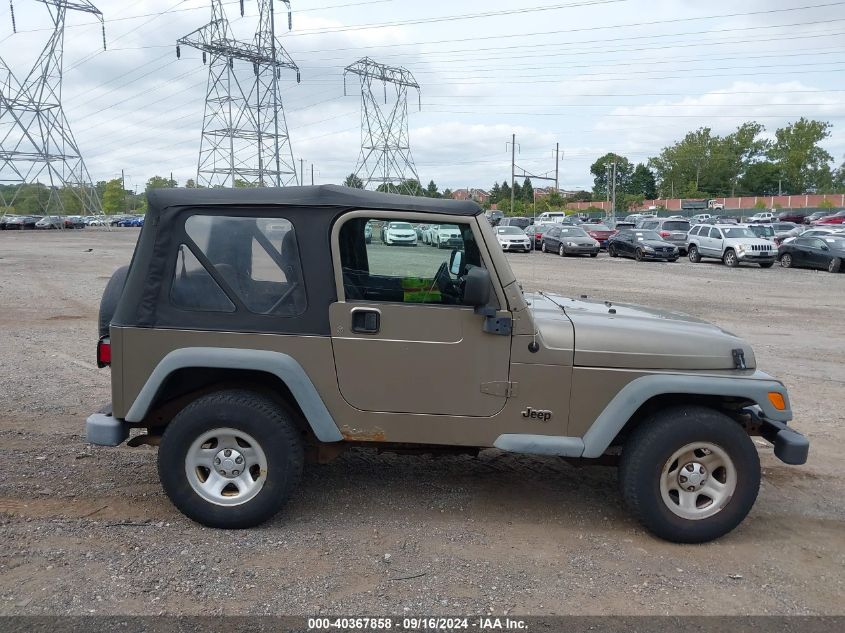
[351,308,380,334]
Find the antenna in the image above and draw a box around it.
[0,1,105,219]
[344,57,421,195]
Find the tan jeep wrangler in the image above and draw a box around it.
[88,186,808,543]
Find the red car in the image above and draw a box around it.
[813,210,845,225]
[582,223,614,248]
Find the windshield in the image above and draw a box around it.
[497,226,524,235]
[749,225,775,237]
[390,222,413,230]
[722,227,756,238]
[662,221,690,231]
[632,231,662,241]
[559,227,588,237]
[438,224,459,231]
[583,224,610,231]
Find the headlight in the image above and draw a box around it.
[644,246,654,252]
[566,241,577,247]
[737,244,747,253]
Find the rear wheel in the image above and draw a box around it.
[619,406,760,543]
[541,242,547,253]
[688,245,701,263]
[158,390,304,529]
[780,253,793,268]
[723,249,739,267]
[829,257,841,273]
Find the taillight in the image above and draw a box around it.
[659,230,670,237]
[97,336,111,368]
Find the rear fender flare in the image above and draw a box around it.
[124,347,343,442]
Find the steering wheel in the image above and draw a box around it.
[434,261,459,302]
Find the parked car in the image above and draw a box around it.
[804,211,830,225]
[485,210,504,226]
[690,213,713,225]
[778,235,845,273]
[777,210,808,224]
[580,223,614,249]
[382,221,418,246]
[428,223,463,249]
[498,216,531,231]
[748,211,775,224]
[35,215,69,229]
[86,216,107,226]
[495,226,531,252]
[635,218,691,253]
[608,229,679,262]
[536,211,567,223]
[88,186,809,543]
[525,223,554,250]
[560,215,584,225]
[364,221,373,244]
[610,220,636,231]
[686,224,776,268]
[3,215,37,230]
[812,210,845,225]
[781,227,844,245]
[413,224,428,240]
[541,225,599,257]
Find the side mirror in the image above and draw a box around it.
[463,266,490,308]
[449,249,463,276]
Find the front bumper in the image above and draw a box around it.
[737,251,775,262]
[642,250,678,260]
[86,405,129,446]
[748,408,809,465]
[564,245,600,255]
[501,241,531,251]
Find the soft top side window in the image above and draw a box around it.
[171,215,306,316]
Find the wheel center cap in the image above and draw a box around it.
[678,461,707,491]
[213,448,245,478]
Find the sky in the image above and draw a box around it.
[0,0,844,193]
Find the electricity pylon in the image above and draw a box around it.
[178,0,300,188]
[0,1,105,216]
[344,57,421,194]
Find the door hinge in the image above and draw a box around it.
[481,381,518,397]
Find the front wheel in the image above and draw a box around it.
[723,249,739,267]
[829,257,842,273]
[635,249,644,262]
[158,390,304,529]
[558,244,566,257]
[608,245,617,258]
[688,245,701,263]
[619,406,760,543]
[541,242,547,253]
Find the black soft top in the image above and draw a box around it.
[146,185,482,221]
[114,186,481,336]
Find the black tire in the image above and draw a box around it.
[98,265,130,337]
[780,253,793,268]
[723,249,739,267]
[608,245,618,258]
[688,245,701,263]
[158,390,304,529]
[635,249,644,262]
[759,262,774,269]
[828,257,841,273]
[541,242,547,253]
[590,252,598,258]
[558,244,566,257]
[668,257,678,262]
[619,406,760,543]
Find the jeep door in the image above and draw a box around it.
[329,212,512,417]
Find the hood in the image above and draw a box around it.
[526,292,755,371]
[631,239,676,249]
[561,236,598,245]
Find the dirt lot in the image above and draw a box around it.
[0,228,843,616]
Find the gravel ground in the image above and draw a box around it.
[0,228,843,616]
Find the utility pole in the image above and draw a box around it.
[311,164,314,186]
[510,133,516,213]
[300,159,304,186]
[121,169,126,213]
[611,159,618,216]
[778,178,782,196]
[554,142,559,192]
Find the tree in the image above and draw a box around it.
[442,188,453,199]
[499,181,511,204]
[521,177,533,203]
[718,122,769,196]
[343,173,364,188]
[547,190,564,208]
[649,128,719,197]
[512,179,521,201]
[234,179,258,188]
[629,163,657,199]
[738,161,781,196]
[425,180,440,198]
[590,153,633,198]
[833,157,845,193]
[102,178,125,214]
[145,175,176,192]
[768,118,834,194]
[490,182,501,203]
[185,178,197,188]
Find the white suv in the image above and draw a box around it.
[686,224,776,268]
[748,211,775,223]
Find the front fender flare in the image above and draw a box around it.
[124,347,343,442]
